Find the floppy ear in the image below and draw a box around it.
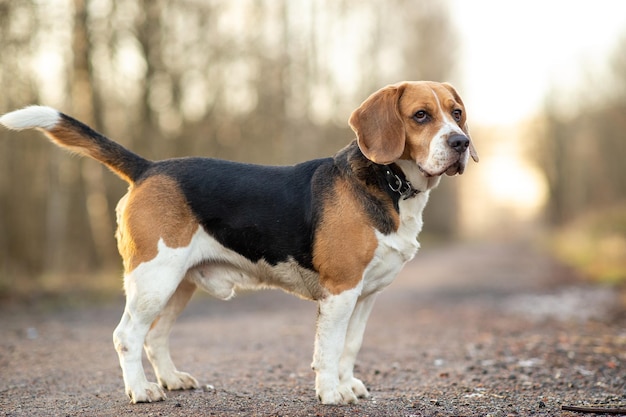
[442,82,479,163]
[463,122,480,163]
[349,84,406,164]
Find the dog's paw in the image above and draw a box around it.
[317,385,358,405]
[342,377,369,399]
[159,371,199,391]
[128,382,167,403]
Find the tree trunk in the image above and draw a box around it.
[70,0,116,267]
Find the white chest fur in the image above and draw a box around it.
[361,190,431,295]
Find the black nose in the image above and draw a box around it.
[447,134,470,154]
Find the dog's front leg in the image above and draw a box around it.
[338,292,378,399]
[312,287,360,405]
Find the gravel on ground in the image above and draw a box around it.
[1,241,625,416]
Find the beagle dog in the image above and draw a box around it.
[0,81,478,405]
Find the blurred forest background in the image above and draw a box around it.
[0,0,625,297]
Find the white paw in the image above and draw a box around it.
[128,382,167,403]
[158,371,199,391]
[317,384,358,405]
[342,377,369,398]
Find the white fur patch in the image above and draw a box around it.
[361,187,429,295]
[136,226,325,301]
[0,105,60,131]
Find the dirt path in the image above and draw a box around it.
[1,241,625,416]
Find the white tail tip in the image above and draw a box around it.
[0,105,60,131]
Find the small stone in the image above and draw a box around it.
[26,328,38,340]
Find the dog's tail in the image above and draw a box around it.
[0,106,151,184]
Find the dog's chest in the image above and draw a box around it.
[361,192,429,295]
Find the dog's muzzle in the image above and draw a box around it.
[444,133,471,176]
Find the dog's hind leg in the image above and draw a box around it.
[144,278,199,391]
[113,262,187,403]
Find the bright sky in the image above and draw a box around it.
[449,0,626,126]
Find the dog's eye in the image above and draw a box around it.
[452,109,463,122]
[413,110,429,123]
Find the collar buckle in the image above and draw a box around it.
[383,166,420,200]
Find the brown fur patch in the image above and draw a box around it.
[349,85,406,164]
[48,124,104,159]
[312,178,378,295]
[47,120,143,184]
[116,175,199,272]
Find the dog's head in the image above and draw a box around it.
[349,81,479,176]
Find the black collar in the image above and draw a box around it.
[382,164,421,200]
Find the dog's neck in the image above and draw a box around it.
[394,159,442,192]
[337,141,441,209]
